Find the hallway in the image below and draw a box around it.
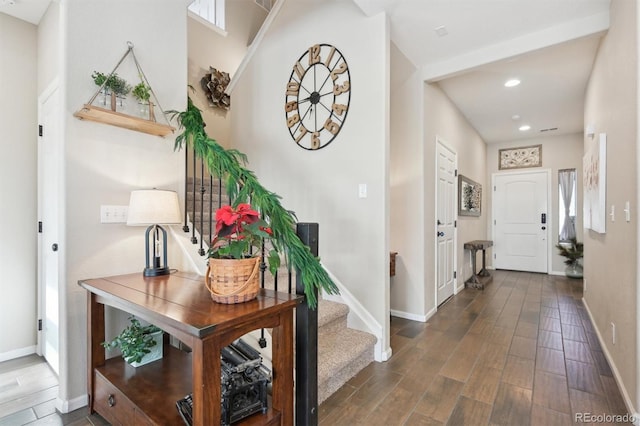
[319,270,629,425]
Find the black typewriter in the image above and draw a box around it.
[176,338,271,426]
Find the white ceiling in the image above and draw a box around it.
[354,0,611,143]
[0,0,50,25]
[4,0,611,144]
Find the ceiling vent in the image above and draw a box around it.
[539,127,558,133]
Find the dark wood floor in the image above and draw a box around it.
[0,270,629,425]
[319,270,630,425]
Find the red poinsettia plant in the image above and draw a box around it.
[208,204,278,267]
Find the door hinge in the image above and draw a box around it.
[494,220,496,225]
[38,319,43,331]
[455,169,458,177]
[494,185,496,191]
[454,220,457,227]
[494,253,496,259]
[38,221,43,233]
[38,125,43,137]
[454,271,457,279]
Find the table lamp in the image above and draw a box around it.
[127,189,182,277]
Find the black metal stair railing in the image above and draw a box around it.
[183,147,319,424]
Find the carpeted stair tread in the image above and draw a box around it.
[318,326,376,403]
[317,299,349,335]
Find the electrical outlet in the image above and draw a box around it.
[101,205,129,223]
[611,322,616,345]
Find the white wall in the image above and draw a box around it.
[188,0,267,149]
[389,42,425,319]
[58,0,188,407]
[423,83,487,314]
[486,133,584,274]
[0,13,38,360]
[230,0,391,353]
[583,0,638,411]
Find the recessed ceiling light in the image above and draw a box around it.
[511,114,521,121]
[504,79,521,88]
[519,125,531,131]
[434,26,448,37]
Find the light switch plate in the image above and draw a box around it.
[358,183,367,198]
[101,205,129,223]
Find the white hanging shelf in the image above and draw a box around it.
[74,42,175,137]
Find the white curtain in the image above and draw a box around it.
[559,169,576,241]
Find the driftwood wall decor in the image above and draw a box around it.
[201,67,231,110]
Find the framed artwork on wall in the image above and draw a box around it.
[499,144,542,170]
[458,174,482,217]
[583,133,607,234]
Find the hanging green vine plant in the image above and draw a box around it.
[169,96,338,308]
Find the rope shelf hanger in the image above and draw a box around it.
[74,41,175,137]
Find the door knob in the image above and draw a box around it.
[437,231,444,237]
[51,243,58,252]
[541,226,546,230]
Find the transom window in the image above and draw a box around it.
[189,0,225,31]
[255,0,276,12]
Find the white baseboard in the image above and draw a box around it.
[376,341,392,361]
[549,270,566,276]
[582,298,637,418]
[0,345,36,362]
[390,306,437,323]
[56,394,87,414]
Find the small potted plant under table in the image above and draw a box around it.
[102,316,163,367]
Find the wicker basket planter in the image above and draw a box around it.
[205,257,260,304]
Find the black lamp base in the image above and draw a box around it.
[143,266,171,277]
[143,225,172,278]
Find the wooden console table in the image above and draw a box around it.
[79,271,301,426]
[463,240,493,290]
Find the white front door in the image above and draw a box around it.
[436,140,457,305]
[38,84,60,375]
[493,170,549,273]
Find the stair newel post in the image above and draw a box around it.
[295,222,319,426]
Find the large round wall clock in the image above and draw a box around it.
[284,43,351,150]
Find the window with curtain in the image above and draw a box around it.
[558,168,577,242]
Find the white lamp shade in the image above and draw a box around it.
[127,189,182,225]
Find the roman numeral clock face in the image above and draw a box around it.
[285,44,351,150]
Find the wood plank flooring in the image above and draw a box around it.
[0,355,105,425]
[319,270,630,425]
[0,270,630,425]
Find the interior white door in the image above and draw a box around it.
[493,170,549,273]
[38,86,60,375]
[436,141,456,305]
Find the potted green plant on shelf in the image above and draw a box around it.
[132,81,155,121]
[556,238,583,279]
[169,95,339,308]
[91,70,131,111]
[102,316,163,367]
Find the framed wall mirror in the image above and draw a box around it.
[458,174,482,217]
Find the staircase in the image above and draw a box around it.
[185,177,377,404]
